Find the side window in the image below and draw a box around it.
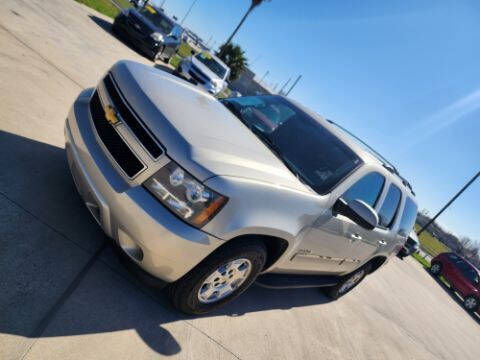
[455,261,478,284]
[378,184,402,228]
[343,172,385,207]
[398,197,418,237]
[447,253,459,260]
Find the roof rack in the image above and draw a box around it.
[326,119,415,195]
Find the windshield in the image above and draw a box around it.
[139,6,173,34]
[195,53,228,79]
[222,95,362,194]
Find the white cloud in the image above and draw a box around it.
[421,89,480,135]
[401,89,480,152]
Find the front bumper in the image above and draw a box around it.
[65,88,225,282]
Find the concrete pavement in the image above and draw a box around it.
[0,1,479,359]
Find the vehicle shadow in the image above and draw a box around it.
[423,267,480,325]
[0,129,333,356]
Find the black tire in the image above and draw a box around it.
[463,295,480,313]
[162,56,170,64]
[167,239,267,314]
[326,263,371,300]
[429,261,442,276]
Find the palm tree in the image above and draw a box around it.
[216,43,248,82]
[219,0,270,57]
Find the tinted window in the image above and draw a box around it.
[139,6,173,34]
[343,172,385,207]
[398,197,418,237]
[378,184,402,228]
[455,260,478,284]
[222,96,362,194]
[447,253,459,260]
[196,53,228,79]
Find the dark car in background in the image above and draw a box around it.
[112,5,182,62]
[430,252,480,313]
[397,231,419,259]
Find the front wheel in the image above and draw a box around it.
[430,262,442,276]
[153,46,165,62]
[326,263,371,300]
[464,295,480,313]
[167,240,266,314]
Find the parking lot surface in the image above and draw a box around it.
[1,1,479,359]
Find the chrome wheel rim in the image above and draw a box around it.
[198,259,252,304]
[431,264,441,273]
[465,297,477,309]
[338,269,365,294]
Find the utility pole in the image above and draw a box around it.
[260,70,269,84]
[285,75,302,96]
[219,0,268,57]
[181,0,197,25]
[417,170,480,236]
[278,78,291,95]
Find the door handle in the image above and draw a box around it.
[348,233,362,242]
[378,240,387,246]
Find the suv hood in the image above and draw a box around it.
[111,61,309,192]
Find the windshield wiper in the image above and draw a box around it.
[249,127,312,187]
[221,101,312,188]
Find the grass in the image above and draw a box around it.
[177,42,195,58]
[217,87,232,99]
[167,42,195,69]
[414,224,451,257]
[412,252,430,268]
[75,0,131,18]
[169,55,181,69]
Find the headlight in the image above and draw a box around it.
[151,32,164,42]
[144,161,228,228]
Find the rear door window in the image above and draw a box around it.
[343,172,385,207]
[398,197,418,237]
[378,184,402,228]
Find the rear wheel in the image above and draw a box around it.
[326,263,371,300]
[167,240,266,314]
[463,295,479,313]
[429,262,442,276]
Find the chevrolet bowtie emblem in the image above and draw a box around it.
[105,105,119,125]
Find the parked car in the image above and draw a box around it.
[430,252,480,312]
[65,60,418,314]
[112,5,182,62]
[397,231,419,259]
[175,52,230,95]
[129,0,145,8]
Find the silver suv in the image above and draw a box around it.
[65,61,418,314]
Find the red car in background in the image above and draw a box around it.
[430,253,480,313]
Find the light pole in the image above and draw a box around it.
[181,0,197,25]
[417,170,480,236]
[285,75,302,96]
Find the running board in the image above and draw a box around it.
[255,273,340,289]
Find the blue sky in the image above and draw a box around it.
[153,0,480,241]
